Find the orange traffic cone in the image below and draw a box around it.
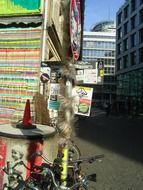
[16,99,36,129]
[23,99,32,126]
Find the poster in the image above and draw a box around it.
[0,140,7,189]
[48,83,60,110]
[83,69,97,84]
[70,0,81,60]
[74,86,93,116]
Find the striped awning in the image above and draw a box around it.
[0,16,42,25]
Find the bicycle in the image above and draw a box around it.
[2,161,36,190]
[2,151,104,190]
[26,152,104,190]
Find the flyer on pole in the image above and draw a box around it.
[73,86,93,116]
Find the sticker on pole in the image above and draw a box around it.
[48,83,60,110]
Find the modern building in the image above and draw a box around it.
[82,21,116,105]
[116,0,143,115]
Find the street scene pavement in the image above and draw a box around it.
[72,111,143,190]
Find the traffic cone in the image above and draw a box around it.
[16,99,36,129]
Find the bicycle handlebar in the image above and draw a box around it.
[71,154,104,164]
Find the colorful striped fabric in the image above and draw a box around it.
[0,0,42,15]
[0,27,42,124]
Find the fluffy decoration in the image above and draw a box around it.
[59,62,76,87]
[57,61,77,140]
[58,94,73,110]
[57,121,72,139]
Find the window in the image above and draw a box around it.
[117,58,121,71]
[130,33,136,47]
[130,51,136,65]
[124,22,128,35]
[111,67,115,74]
[139,9,143,24]
[131,15,136,29]
[84,35,115,40]
[131,0,136,12]
[139,28,143,43]
[117,43,122,54]
[139,47,143,63]
[117,27,122,39]
[84,41,95,48]
[118,12,122,24]
[104,50,115,57]
[123,38,128,51]
[123,55,128,68]
[111,59,115,65]
[124,5,129,19]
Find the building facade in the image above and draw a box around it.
[0,0,85,124]
[116,0,143,115]
[82,21,116,105]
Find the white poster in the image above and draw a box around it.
[48,83,60,110]
[74,86,93,116]
[83,69,97,84]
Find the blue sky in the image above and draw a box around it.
[84,0,125,31]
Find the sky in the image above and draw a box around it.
[84,0,125,31]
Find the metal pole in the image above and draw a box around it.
[60,79,72,186]
[41,0,48,62]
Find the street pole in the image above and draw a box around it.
[41,0,48,62]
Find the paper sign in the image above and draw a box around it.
[74,86,93,116]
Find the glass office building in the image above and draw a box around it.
[116,0,143,115]
[82,21,116,105]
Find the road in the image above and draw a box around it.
[72,112,143,190]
